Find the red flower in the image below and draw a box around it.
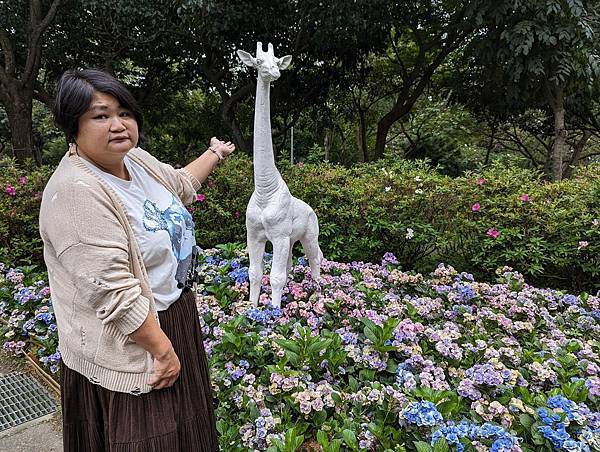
[195,193,206,202]
[5,185,16,196]
[234,210,241,218]
[476,177,487,185]
[471,203,481,212]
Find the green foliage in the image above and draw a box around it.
[0,158,52,266]
[2,155,599,290]
[194,155,600,291]
[391,96,488,176]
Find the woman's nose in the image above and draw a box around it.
[109,116,126,131]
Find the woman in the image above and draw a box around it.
[39,69,234,451]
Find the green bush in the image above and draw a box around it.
[2,155,599,291]
[0,158,52,266]
[194,155,599,291]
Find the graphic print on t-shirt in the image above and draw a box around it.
[142,196,195,262]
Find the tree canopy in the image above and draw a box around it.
[1,0,599,180]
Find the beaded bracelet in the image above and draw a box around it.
[209,146,224,160]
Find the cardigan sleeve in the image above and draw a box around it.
[41,180,150,335]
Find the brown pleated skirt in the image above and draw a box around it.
[60,288,219,451]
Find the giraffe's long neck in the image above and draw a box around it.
[253,78,281,202]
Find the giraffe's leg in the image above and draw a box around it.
[301,214,323,280]
[247,235,266,305]
[270,236,291,309]
[301,238,322,280]
[287,241,294,276]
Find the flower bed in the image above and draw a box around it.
[1,247,600,451]
[0,264,60,374]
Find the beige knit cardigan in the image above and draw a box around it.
[39,146,200,394]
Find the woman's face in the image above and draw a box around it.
[75,91,139,164]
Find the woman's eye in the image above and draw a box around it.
[120,111,132,117]
[93,114,108,119]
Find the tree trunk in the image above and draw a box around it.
[374,110,397,160]
[219,107,249,155]
[563,130,592,179]
[550,85,566,182]
[4,90,37,165]
[323,128,333,161]
[484,124,496,165]
[0,0,63,166]
[355,110,368,163]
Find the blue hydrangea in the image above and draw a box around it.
[454,272,475,282]
[562,439,591,452]
[456,284,475,302]
[431,425,464,452]
[34,312,54,325]
[228,267,249,284]
[478,423,505,439]
[402,401,443,427]
[491,435,517,452]
[539,423,571,449]
[538,407,562,426]
[245,307,283,324]
[561,294,579,306]
[431,421,518,452]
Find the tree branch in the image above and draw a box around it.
[23,0,62,83]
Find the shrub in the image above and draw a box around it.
[2,154,599,291]
[194,156,599,291]
[0,157,52,266]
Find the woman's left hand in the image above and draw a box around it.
[210,137,235,158]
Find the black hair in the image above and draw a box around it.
[53,69,144,145]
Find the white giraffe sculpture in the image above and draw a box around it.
[238,42,323,309]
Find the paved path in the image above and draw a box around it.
[0,354,63,451]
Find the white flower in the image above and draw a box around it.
[406,228,414,240]
[415,188,424,194]
[415,175,422,182]
[385,186,391,192]
[593,219,599,227]
[578,241,589,250]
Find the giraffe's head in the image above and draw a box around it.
[237,42,292,83]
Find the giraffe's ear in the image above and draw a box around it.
[278,55,292,70]
[237,50,257,68]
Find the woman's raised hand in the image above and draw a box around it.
[209,137,235,158]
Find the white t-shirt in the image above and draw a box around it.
[81,156,196,311]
